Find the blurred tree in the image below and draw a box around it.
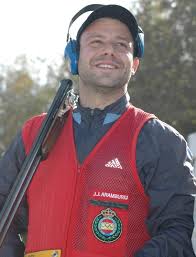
[0,55,69,155]
[130,0,196,137]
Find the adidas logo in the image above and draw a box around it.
[105,158,122,169]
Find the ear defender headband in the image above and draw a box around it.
[64,4,144,75]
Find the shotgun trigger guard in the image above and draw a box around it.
[66,89,79,109]
[57,89,78,117]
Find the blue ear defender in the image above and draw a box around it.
[64,39,78,75]
[135,26,144,58]
[64,4,145,75]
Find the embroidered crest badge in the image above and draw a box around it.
[92,208,122,243]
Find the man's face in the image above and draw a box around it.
[78,18,139,92]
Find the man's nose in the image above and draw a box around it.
[102,42,115,55]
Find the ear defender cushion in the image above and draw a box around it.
[64,39,79,75]
[135,27,144,58]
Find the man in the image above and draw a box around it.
[0,4,195,257]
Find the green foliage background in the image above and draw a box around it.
[131,0,196,136]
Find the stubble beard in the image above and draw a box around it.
[79,69,130,95]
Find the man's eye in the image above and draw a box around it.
[116,42,128,49]
[90,40,102,47]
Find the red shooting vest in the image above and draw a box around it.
[22,105,154,257]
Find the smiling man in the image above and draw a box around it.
[0,4,196,257]
[78,17,139,109]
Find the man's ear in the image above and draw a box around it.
[131,57,140,75]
